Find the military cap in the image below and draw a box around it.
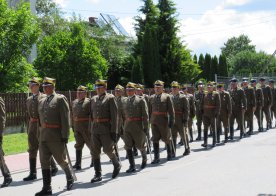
[136,83,144,90]
[95,79,107,88]
[269,79,275,83]
[182,84,187,89]
[28,77,41,85]
[259,77,266,81]
[77,85,88,91]
[42,77,56,87]
[197,81,204,85]
[207,81,214,86]
[115,84,124,91]
[242,77,248,82]
[126,82,136,89]
[154,80,164,86]
[250,78,257,83]
[171,81,180,88]
[217,82,224,88]
[230,78,238,83]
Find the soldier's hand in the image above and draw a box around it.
[61,138,68,144]
[110,132,118,142]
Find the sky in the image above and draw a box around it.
[53,0,276,57]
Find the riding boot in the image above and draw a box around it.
[64,166,74,190]
[111,157,121,179]
[23,158,37,181]
[133,146,138,156]
[172,139,176,158]
[229,127,234,140]
[126,149,136,173]
[196,126,202,141]
[140,149,147,169]
[151,143,160,164]
[0,164,12,188]
[212,130,216,147]
[90,157,94,167]
[201,131,208,148]
[91,159,102,183]
[224,128,229,143]
[166,143,173,161]
[50,158,58,176]
[35,169,52,195]
[189,128,193,142]
[72,150,82,170]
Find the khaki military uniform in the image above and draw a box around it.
[38,93,70,170]
[243,86,256,133]
[122,95,148,151]
[26,93,46,158]
[194,90,204,139]
[229,88,247,138]
[253,87,264,131]
[72,97,92,152]
[116,95,125,138]
[171,93,190,151]
[185,93,196,142]
[261,85,273,129]
[271,87,276,126]
[149,93,175,144]
[90,93,118,160]
[202,91,221,145]
[217,90,232,141]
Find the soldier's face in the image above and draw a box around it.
[260,80,265,86]
[207,85,213,92]
[217,86,223,92]
[242,82,248,87]
[115,90,123,97]
[96,86,106,95]
[43,85,54,95]
[198,85,203,90]
[29,84,39,94]
[77,91,86,100]
[135,89,143,95]
[126,88,135,97]
[171,87,179,94]
[269,83,274,88]
[231,82,237,88]
[251,82,256,87]
[154,86,163,94]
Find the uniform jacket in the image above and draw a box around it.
[254,87,264,107]
[171,93,189,125]
[202,91,221,117]
[219,90,232,116]
[229,88,247,111]
[72,97,91,132]
[243,86,256,109]
[194,90,204,112]
[185,93,196,118]
[261,85,273,106]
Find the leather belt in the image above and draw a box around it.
[73,117,90,122]
[30,118,39,122]
[42,123,60,128]
[93,118,110,123]
[126,117,143,121]
[152,112,167,116]
[204,105,216,109]
[175,111,183,115]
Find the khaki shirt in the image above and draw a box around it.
[171,93,189,124]
[194,90,204,112]
[27,93,46,119]
[229,88,247,110]
[219,90,232,116]
[38,92,70,142]
[202,91,221,116]
[0,97,6,135]
[243,87,256,109]
[72,97,91,132]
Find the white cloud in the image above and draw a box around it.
[53,0,69,8]
[179,8,276,56]
[85,0,101,4]
[118,17,136,37]
[222,0,252,8]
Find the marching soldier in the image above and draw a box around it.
[194,81,205,141]
[90,79,121,183]
[122,82,149,172]
[216,82,232,143]
[229,78,247,140]
[36,77,74,195]
[24,77,58,181]
[0,96,12,188]
[259,78,273,130]
[242,78,256,135]
[71,85,93,170]
[182,85,196,143]
[250,79,264,132]
[170,82,190,156]
[201,82,221,147]
[269,79,276,127]
[149,80,175,164]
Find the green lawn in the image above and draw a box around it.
[2,130,75,155]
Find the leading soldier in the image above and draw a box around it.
[149,80,175,164]
[71,85,93,170]
[90,79,121,183]
[229,78,247,140]
[36,77,74,195]
[194,81,205,141]
[122,82,149,172]
[0,96,12,188]
[259,77,273,130]
[201,82,221,147]
[242,78,256,136]
[170,82,190,156]
[24,77,58,181]
[269,79,276,127]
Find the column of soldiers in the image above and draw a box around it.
[0,76,275,193]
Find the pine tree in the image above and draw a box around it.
[193,54,198,64]
[198,53,205,79]
[218,54,228,77]
[211,55,218,81]
[204,53,212,81]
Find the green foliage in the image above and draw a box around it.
[218,54,228,77]
[0,0,40,92]
[197,53,205,79]
[131,56,144,83]
[210,55,218,81]
[34,22,108,90]
[204,53,212,81]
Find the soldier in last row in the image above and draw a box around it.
[71,85,93,170]
[36,77,74,195]
[268,79,276,127]
[194,81,205,141]
[182,85,196,143]
[90,79,121,183]
[170,82,190,156]
[259,77,273,130]
[121,82,149,172]
[216,82,232,143]
[24,77,58,182]
[201,82,221,148]
[229,78,247,140]
[149,80,175,164]
[0,96,12,188]
[250,79,264,132]
[242,78,256,136]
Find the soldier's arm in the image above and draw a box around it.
[148,96,153,121]
[240,90,247,111]
[182,96,189,123]
[59,96,70,140]
[141,98,149,130]
[167,95,175,126]
[215,93,221,117]
[227,93,232,116]
[0,97,6,136]
[268,86,273,106]
[109,96,118,133]
[190,96,196,117]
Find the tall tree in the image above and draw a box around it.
[211,55,218,81]
[131,56,144,83]
[204,54,212,81]
[197,53,205,79]
[218,54,228,77]
[193,54,198,64]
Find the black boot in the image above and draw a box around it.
[196,126,202,141]
[229,127,234,140]
[140,150,147,169]
[35,169,52,195]
[183,147,190,156]
[239,130,244,139]
[23,158,37,181]
[91,159,102,183]
[217,128,221,143]
[126,149,136,173]
[111,157,121,179]
[50,158,58,176]
[224,128,229,143]
[178,139,184,146]
[189,129,193,142]
[90,157,94,167]
[172,139,176,158]
[212,130,216,147]
[151,143,160,164]
[73,150,82,170]
[64,166,74,190]
[166,143,173,161]
[125,150,128,159]
[133,147,138,156]
[201,131,208,148]
[0,165,12,188]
